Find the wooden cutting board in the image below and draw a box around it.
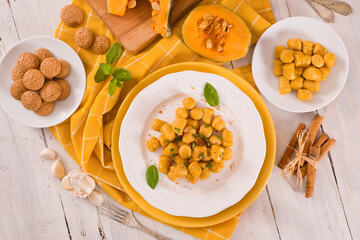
[86,0,200,54]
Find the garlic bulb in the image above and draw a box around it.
[40,148,57,160]
[62,169,95,198]
[51,159,65,179]
[88,190,104,206]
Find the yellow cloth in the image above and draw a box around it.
[51,0,274,239]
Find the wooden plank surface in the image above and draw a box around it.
[86,0,200,54]
[0,0,359,239]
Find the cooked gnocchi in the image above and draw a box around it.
[146,97,234,184]
[273,38,336,101]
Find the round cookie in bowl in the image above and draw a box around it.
[0,36,86,128]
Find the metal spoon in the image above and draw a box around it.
[312,0,353,16]
[306,0,335,23]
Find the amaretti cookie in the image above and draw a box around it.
[55,79,71,100]
[34,48,52,62]
[17,52,40,71]
[34,101,55,116]
[23,69,45,90]
[11,64,27,81]
[56,59,71,78]
[10,81,27,100]
[91,35,110,54]
[39,81,62,102]
[75,27,94,49]
[40,57,62,79]
[21,91,42,111]
[61,4,84,27]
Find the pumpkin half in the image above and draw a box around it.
[182,4,251,62]
[149,0,173,38]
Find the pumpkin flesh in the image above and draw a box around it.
[107,0,137,17]
[182,4,251,62]
[149,0,173,38]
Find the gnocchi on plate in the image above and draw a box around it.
[273,38,336,101]
[145,97,234,184]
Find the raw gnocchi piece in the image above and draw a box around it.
[294,53,311,67]
[145,137,160,152]
[290,76,304,90]
[282,63,296,80]
[303,80,320,92]
[192,146,207,161]
[199,124,213,138]
[287,38,302,51]
[295,67,304,76]
[185,173,198,184]
[186,119,200,130]
[158,135,168,148]
[311,54,324,68]
[313,42,327,56]
[167,166,178,182]
[274,45,288,59]
[278,76,292,95]
[273,60,283,76]
[302,40,314,56]
[209,135,222,146]
[323,52,336,68]
[173,165,188,178]
[179,145,192,159]
[302,66,322,81]
[279,49,294,63]
[297,89,312,101]
[209,160,225,173]
[182,127,196,144]
[319,66,331,81]
[199,168,211,180]
[188,161,201,179]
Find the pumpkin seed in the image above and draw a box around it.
[203,14,214,21]
[128,0,136,8]
[205,39,213,49]
[151,2,160,11]
[217,45,223,52]
[198,20,209,29]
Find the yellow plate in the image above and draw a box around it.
[111,62,276,228]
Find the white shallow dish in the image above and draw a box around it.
[119,70,266,218]
[0,36,86,128]
[252,17,349,113]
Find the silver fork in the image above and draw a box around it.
[98,202,172,240]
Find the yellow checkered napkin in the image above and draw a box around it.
[51,0,274,239]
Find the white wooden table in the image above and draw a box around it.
[0,0,359,239]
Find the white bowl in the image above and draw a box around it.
[252,17,349,113]
[0,36,86,128]
[119,70,266,218]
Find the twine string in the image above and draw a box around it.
[281,129,319,186]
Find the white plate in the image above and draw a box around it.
[119,70,266,217]
[252,17,349,113]
[0,36,86,128]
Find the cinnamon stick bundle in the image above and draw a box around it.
[278,123,306,169]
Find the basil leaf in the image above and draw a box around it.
[174,136,182,142]
[109,78,117,96]
[113,68,132,82]
[99,63,113,75]
[116,81,124,88]
[145,165,159,190]
[204,83,219,107]
[94,68,109,82]
[206,162,213,168]
[106,43,122,64]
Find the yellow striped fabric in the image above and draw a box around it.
[51,0,274,239]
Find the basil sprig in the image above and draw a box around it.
[204,83,219,107]
[145,165,159,190]
[94,42,133,96]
